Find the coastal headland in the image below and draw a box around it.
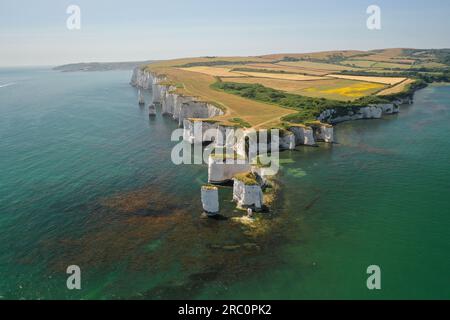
[130,48,449,215]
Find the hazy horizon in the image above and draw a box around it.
[1,0,450,67]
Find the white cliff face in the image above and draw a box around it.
[233,179,264,209]
[179,101,223,126]
[208,156,251,184]
[161,90,177,116]
[131,68,168,109]
[376,103,399,114]
[209,125,249,159]
[279,132,296,150]
[152,83,166,104]
[130,68,167,105]
[215,125,242,148]
[318,102,404,124]
[289,126,316,146]
[201,186,219,214]
[160,91,224,127]
[313,125,334,143]
[130,67,152,89]
[183,119,219,144]
[361,106,383,119]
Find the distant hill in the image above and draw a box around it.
[53,61,155,72]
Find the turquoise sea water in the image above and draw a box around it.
[0,68,449,299]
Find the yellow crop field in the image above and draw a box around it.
[328,74,406,85]
[179,66,246,77]
[376,79,416,96]
[232,71,327,81]
[310,81,385,99]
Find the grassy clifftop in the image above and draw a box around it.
[142,49,448,128]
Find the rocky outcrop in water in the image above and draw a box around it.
[201,185,219,214]
[233,174,264,210]
[148,104,156,117]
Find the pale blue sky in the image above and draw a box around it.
[1,0,449,66]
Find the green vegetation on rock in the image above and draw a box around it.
[228,118,252,128]
[234,172,259,185]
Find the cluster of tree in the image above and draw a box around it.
[400,49,450,67]
[278,53,347,64]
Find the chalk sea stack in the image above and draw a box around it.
[148,104,156,117]
[201,185,219,215]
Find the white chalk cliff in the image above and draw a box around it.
[208,155,251,184]
[130,67,153,90]
[279,132,296,150]
[289,125,317,146]
[317,100,408,124]
[183,119,219,144]
[201,186,219,214]
[160,92,223,127]
[233,179,264,209]
[312,124,334,143]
